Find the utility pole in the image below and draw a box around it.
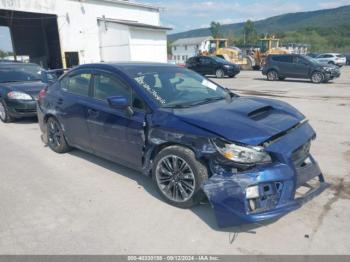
[8,11,17,61]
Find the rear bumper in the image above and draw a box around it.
[37,103,46,133]
[4,99,37,118]
[202,122,326,228]
[335,60,346,66]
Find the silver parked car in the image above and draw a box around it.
[315,53,346,67]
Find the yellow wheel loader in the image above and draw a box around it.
[199,36,290,70]
[252,36,290,69]
[199,39,256,70]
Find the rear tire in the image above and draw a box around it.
[216,69,225,78]
[47,117,71,153]
[267,70,278,81]
[152,145,208,209]
[311,71,324,84]
[0,100,13,123]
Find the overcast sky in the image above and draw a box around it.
[144,0,350,33]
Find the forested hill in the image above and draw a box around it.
[168,5,350,42]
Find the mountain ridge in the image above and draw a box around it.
[168,5,350,41]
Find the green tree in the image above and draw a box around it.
[0,50,5,58]
[226,30,235,46]
[242,20,258,45]
[210,21,222,38]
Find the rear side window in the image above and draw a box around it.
[272,55,292,63]
[336,55,345,58]
[187,57,196,64]
[61,73,91,96]
[93,73,131,101]
[199,57,212,65]
[322,54,333,58]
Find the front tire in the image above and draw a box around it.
[311,71,324,84]
[216,69,225,78]
[47,117,71,153]
[152,146,208,208]
[0,100,13,123]
[267,70,278,81]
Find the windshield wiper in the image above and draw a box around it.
[163,96,226,109]
[163,104,193,109]
[186,96,226,106]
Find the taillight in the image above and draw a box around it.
[38,88,47,104]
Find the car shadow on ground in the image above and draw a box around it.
[68,149,163,202]
[10,117,38,125]
[254,77,334,84]
[68,148,275,233]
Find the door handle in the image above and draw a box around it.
[57,98,64,105]
[87,108,99,117]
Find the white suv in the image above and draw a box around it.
[315,53,346,67]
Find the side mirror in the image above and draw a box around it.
[107,96,134,116]
[107,96,129,109]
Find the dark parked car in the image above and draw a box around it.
[37,63,325,227]
[346,54,350,65]
[186,56,240,78]
[262,54,340,83]
[0,62,59,123]
[306,53,320,58]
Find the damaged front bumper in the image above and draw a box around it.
[202,122,326,228]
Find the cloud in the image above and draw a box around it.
[318,0,350,8]
[218,18,243,25]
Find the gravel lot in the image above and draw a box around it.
[0,67,350,255]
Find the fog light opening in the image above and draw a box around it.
[248,199,257,212]
[263,185,270,192]
[246,185,260,199]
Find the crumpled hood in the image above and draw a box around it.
[174,96,305,145]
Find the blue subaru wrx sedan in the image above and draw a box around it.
[37,63,326,228]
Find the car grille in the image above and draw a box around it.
[15,109,37,113]
[292,141,311,166]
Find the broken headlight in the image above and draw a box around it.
[213,139,272,164]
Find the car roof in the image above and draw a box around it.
[319,53,341,56]
[0,62,40,67]
[268,54,295,57]
[75,62,181,72]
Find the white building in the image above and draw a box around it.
[0,0,170,69]
[282,43,310,55]
[171,36,213,64]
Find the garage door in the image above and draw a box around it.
[98,21,131,62]
[129,28,167,62]
[98,19,167,63]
